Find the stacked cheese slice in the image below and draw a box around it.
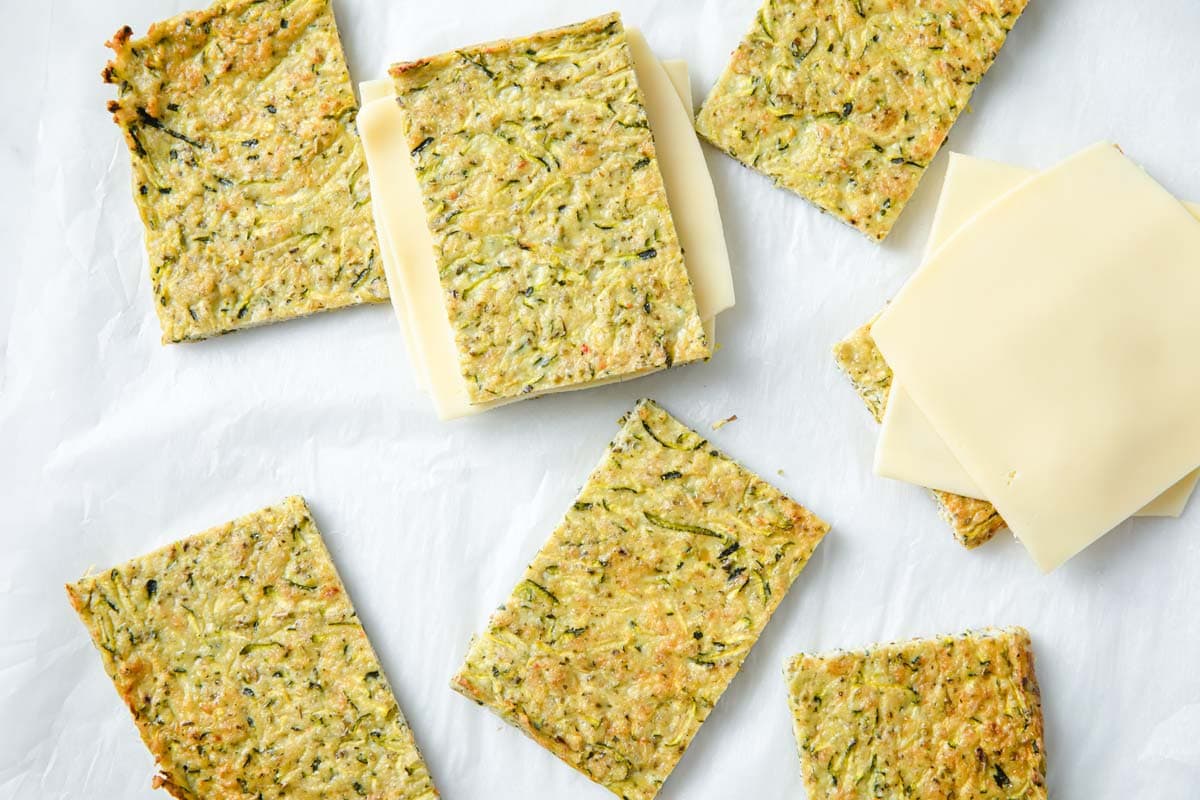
[357,31,734,420]
[871,144,1200,571]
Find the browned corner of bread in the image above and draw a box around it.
[102,25,132,87]
[106,25,133,54]
[151,772,192,800]
[1010,627,1047,749]
[388,58,431,78]
[102,24,131,122]
[64,583,84,615]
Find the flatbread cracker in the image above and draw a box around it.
[696,0,1029,240]
[389,15,709,404]
[452,399,829,800]
[833,318,1005,548]
[786,627,1048,800]
[66,497,437,800]
[104,0,386,343]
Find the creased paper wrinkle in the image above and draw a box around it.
[2,2,1200,799]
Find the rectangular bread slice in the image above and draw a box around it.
[389,15,709,404]
[452,399,829,800]
[832,318,1006,548]
[786,627,1048,800]
[66,496,437,800]
[696,0,1029,240]
[104,0,386,343]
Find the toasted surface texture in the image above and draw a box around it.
[452,399,829,800]
[786,627,1048,800]
[104,0,386,343]
[832,320,1005,548]
[831,315,892,424]
[389,15,708,403]
[66,497,437,800]
[695,0,1028,240]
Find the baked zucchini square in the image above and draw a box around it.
[786,627,1048,800]
[389,15,709,404]
[452,399,829,800]
[696,0,1029,240]
[833,318,1005,548]
[104,0,387,343]
[66,497,437,800]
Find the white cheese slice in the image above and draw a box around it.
[659,60,691,114]
[358,82,447,398]
[656,59,719,352]
[875,153,1200,518]
[360,80,390,105]
[359,79,428,389]
[871,143,1200,571]
[358,38,732,419]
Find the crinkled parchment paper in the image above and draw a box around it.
[2,1,1199,797]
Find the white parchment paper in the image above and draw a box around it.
[2,1,1199,797]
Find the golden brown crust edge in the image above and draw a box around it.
[388,12,622,79]
[1009,627,1048,769]
[933,489,1008,549]
[66,573,198,800]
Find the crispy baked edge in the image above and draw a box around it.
[390,12,621,79]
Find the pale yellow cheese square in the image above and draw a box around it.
[359,37,733,420]
[872,143,1200,570]
[875,153,1200,518]
[876,382,985,499]
[359,80,427,390]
